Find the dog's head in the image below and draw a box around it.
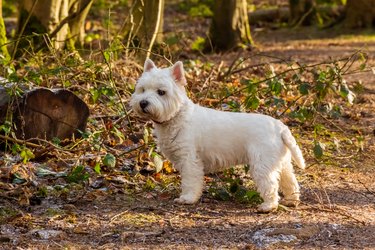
[130,59,188,123]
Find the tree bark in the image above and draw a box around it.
[289,0,316,26]
[123,0,165,59]
[207,0,254,52]
[343,0,375,28]
[67,0,94,49]
[13,0,92,58]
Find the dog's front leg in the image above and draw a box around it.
[174,157,204,204]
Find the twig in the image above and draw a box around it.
[307,204,367,226]
[221,50,244,80]
[200,61,223,104]
[276,95,304,118]
[118,144,145,157]
[0,134,40,148]
[217,54,354,105]
[11,0,39,60]
[358,179,375,196]
[316,112,345,133]
[292,6,315,28]
[101,50,134,134]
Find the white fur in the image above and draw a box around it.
[130,59,305,212]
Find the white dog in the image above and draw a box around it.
[130,59,305,212]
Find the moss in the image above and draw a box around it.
[0,17,10,61]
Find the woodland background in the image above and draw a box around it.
[0,0,374,249]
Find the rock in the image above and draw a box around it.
[252,228,297,248]
[34,229,64,240]
[251,225,319,247]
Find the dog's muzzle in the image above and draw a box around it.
[140,100,149,113]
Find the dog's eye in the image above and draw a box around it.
[157,89,166,96]
[140,88,144,93]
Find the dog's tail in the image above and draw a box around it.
[281,128,306,169]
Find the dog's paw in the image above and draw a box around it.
[280,198,300,207]
[174,195,197,204]
[257,202,278,213]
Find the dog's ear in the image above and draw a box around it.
[144,59,156,72]
[171,61,187,86]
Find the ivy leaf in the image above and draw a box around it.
[244,95,260,110]
[67,165,89,183]
[103,153,116,168]
[268,79,283,96]
[152,153,163,173]
[359,63,366,71]
[298,82,310,95]
[191,36,205,51]
[212,188,231,201]
[94,162,101,175]
[143,127,149,145]
[90,88,101,103]
[103,51,111,63]
[347,90,356,105]
[165,35,179,46]
[20,148,35,163]
[313,142,324,159]
[244,80,257,94]
[339,83,349,98]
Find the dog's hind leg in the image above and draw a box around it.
[250,161,281,212]
[279,159,300,207]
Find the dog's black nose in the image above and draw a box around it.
[140,100,149,109]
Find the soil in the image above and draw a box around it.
[1,6,375,250]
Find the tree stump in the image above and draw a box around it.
[0,87,89,142]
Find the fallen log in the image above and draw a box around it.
[248,5,344,25]
[0,84,89,143]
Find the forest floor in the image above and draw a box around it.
[1,7,375,250]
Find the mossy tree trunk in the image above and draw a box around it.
[0,0,10,61]
[207,0,254,52]
[123,0,165,59]
[343,0,375,28]
[289,0,316,26]
[67,0,93,49]
[14,0,93,58]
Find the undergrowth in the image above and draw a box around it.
[0,24,371,206]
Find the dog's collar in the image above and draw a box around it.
[152,119,164,125]
[151,115,176,125]
[151,102,187,126]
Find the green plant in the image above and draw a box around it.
[208,167,262,205]
[66,165,89,183]
[178,0,214,17]
[191,36,206,52]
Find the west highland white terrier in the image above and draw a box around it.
[130,59,306,212]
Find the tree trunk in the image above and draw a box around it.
[343,0,375,28]
[0,0,10,61]
[289,0,316,26]
[67,0,93,49]
[207,0,254,52]
[123,0,165,59]
[13,0,92,58]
